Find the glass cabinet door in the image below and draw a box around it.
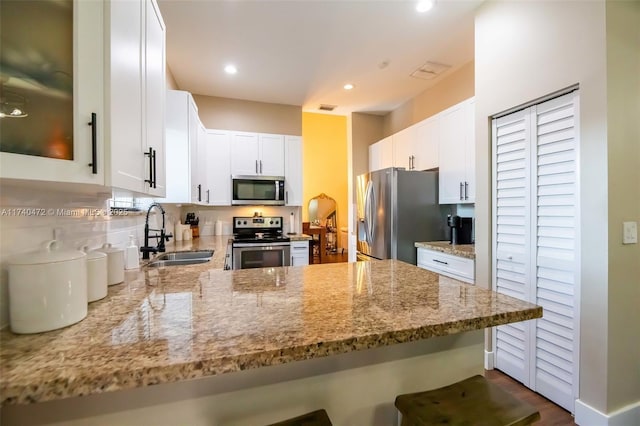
[0,0,104,185]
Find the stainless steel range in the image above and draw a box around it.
[232,216,290,269]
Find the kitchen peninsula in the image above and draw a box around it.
[0,236,541,425]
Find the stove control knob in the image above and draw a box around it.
[270,220,274,225]
[243,220,247,225]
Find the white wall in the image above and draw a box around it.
[476,0,639,418]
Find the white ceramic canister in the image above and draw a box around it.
[8,240,88,334]
[97,243,125,285]
[82,246,108,302]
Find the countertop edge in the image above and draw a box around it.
[414,241,476,260]
[0,306,541,405]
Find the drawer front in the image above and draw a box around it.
[417,248,475,283]
[291,241,309,250]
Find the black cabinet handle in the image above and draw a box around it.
[433,259,449,265]
[151,148,157,188]
[464,181,468,200]
[459,182,464,200]
[207,189,210,204]
[144,147,154,187]
[88,113,97,174]
[144,147,156,188]
[198,184,202,202]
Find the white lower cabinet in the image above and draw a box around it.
[417,248,475,284]
[291,241,309,266]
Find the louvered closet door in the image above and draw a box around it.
[532,92,579,412]
[492,108,534,387]
[492,90,579,414]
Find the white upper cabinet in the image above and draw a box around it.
[230,132,260,175]
[438,97,475,204]
[259,133,285,176]
[143,0,166,197]
[230,132,284,177]
[162,90,197,204]
[392,127,414,170]
[206,130,231,206]
[284,135,303,206]
[0,0,105,186]
[0,0,166,197]
[370,115,439,173]
[414,116,439,171]
[368,136,393,172]
[194,119,208,204]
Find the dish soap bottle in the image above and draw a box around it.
[124,235,140,269]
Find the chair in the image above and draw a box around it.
[265,409,333,426]
[394,375,540,426]
[302,222,321,264]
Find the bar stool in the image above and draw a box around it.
[395,375,540,426]
[266,409,333,426]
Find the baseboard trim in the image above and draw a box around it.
[484,350,494,370]
[575,398,640,425]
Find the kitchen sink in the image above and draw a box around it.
[147,250,214,267]
[155,250,214,261]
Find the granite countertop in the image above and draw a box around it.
[288,233,312,241]
[0,236,539,405]
[415,241,476,260]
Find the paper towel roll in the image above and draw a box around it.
[289,212,295,234]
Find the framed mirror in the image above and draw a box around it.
[308,193,336,228]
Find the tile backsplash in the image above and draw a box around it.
[0,184,303,329]
[0,186,166,329]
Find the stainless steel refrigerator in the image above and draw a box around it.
[356,167,451,264]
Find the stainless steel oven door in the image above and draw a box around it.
[232,242,291,269]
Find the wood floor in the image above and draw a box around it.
[485,369,577,426]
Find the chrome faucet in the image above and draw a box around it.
[140,203,172,260]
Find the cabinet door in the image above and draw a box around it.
[0,0,105,185]
[188,98,201,203]
[392,127,413,170]
[206,129,231,205]
[144,0,166,197]
[462,99,475,203]
[285,136,303,206]
[108,0,145,193]
[259,133,285,176]
[196,120,208,204]
[230,132,259,175]
[369,136,393,171]
[162,90,192,203]
[438,103,467,204]
[414,116,439,171]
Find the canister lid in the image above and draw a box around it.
[96,242,124,254]
[9,240,86,265]
[81,245,107,261]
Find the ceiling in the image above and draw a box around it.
[157,0,482,116]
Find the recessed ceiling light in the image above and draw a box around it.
[224,64,237,75]
[416,0,434,13]
[343,83,355,90]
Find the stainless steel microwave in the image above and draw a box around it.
[231,175,286,205]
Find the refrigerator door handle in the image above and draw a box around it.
[365,181,376,243]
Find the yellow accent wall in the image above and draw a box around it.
[302,112,348,249]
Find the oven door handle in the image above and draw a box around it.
[233,242,291,248]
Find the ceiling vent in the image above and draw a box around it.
[410,61,451,80]
[319,104,337,112]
